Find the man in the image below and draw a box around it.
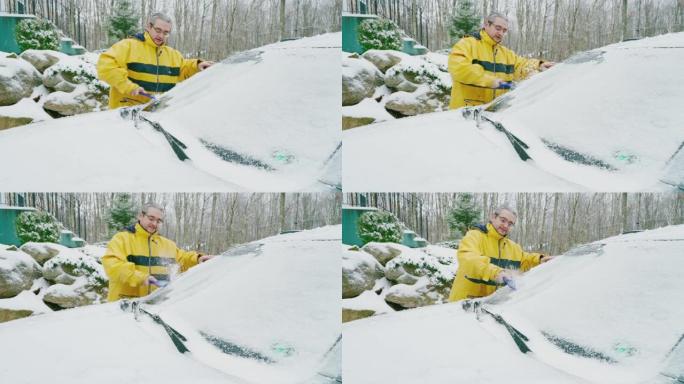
[448,12,555,109]
[102,203,214,301]
[97,12,215,109]
[448,205,554,302]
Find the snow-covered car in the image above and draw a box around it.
[343,225,684,384]
[343,33,684,191]
[0,33,341,191]
[0,226,341,384]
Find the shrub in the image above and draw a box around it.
[16,211,60,244]
[358,18,402,51]
[15,18,60,52]
[358,210,402,244]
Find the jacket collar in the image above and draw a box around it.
[134,31,164,49]
[126,222,159,239]
[485,222,506,240]
[479,28,498,47]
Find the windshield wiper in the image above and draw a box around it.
[120,300,190,354]
[463,108,531,161]
[462,300,531,353]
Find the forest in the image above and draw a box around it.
[344,192,684,255]
[344,0,684,61]
[2,192,342,254]
[2,0,342,60]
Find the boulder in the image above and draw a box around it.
[342,56,383,106]
[0,57,42,106]
[384,85,449,116]
[342,247,384,299]
[0,291,52,323]
[0,97,53,131]
[361,242,405,266]
[384,277,448,309]
[342,116,376,130]
[42,84,106,116]
[19,50,67,73]
[20,242,61,265]
[342,308,376,322]
[41,245,107,291]
[42,276,102,308]
[342,98,395,130]
[0,249,42,299]
[361,50,406,73]
[342,290,395,322]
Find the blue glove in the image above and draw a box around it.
[139,91,156,100]
[497,81,514,90]
[503,276,517,290]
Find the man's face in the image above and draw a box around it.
[490,209,516,236]
[139,207,164,234]
[483,17,508,43]
[146,19,172,46]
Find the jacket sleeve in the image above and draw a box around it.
[457,231,502,282]
[449,38,498,88]
[102,234,147,287]
[97,40,139,96]
[512,54,542,81]
[175,247,200,272]
[520,249,542,272]
[179,58,200,80]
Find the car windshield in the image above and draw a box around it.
[482,33,684,179]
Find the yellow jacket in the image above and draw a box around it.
[448,29,542,109]
[102,223,200,301]
[97,32,200,109]
[448,223,541,302]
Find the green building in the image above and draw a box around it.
[0,12,35,54]
[0,205,36,246]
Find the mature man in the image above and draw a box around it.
[102,203,214,301]
[448,205,554,302]
[448,12,555,109]
[97,12,214,109]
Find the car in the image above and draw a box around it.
[343,224,684,384]
[0,226,341,384]
[343,32,684,192]
[0,33,341,191]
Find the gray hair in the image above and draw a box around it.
[493,205,517,218]
[485,12,509,25]
[141,202,164,215]
[148,12,172,26]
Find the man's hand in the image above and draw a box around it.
[540,61,556,71]
[198,61,215,71]
[491,78,503,88]
[143,275,158,286]
[494,270,516,290]
[198,254,214,263]
[130,87,145,96]
[540,255,555,263]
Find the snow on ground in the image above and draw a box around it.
[343,224,684,384]
[343,97,395,123]
[343,289,395,315]
[343,32,684,192]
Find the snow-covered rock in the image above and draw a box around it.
[342,290,395,322]
[384,84,449,116]
[384,276,447,308]
[0,249,42,299]
[0,98,52,130]
[0,290,52,322]
[42,276,103,308]
[0,57,42,106]
[20,242,61,265]
[361,49,407,73]
[19,49,67,73]
[40,56,108,115]
[361,241,404,266]
[342,246,384,299]
[342,54,384,106]
[342,97,395,130]
[43,84,105,116]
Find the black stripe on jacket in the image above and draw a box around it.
[127,77,176,92]
[127,62,181,76]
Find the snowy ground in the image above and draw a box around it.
[343,225,684,384]
[343,32,684,192]
[0,226,341,384]
[0,33,341,191]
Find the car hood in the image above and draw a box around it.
[343,225,684,384]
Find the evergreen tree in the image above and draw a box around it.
[15,18,59,52]
[448,0,481,43]
[357,210,402,244]
[447,194,481,239]
[358,18,402,51]
[107,194,135,233]
[107,0,140,42]
[15,211,60,244]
